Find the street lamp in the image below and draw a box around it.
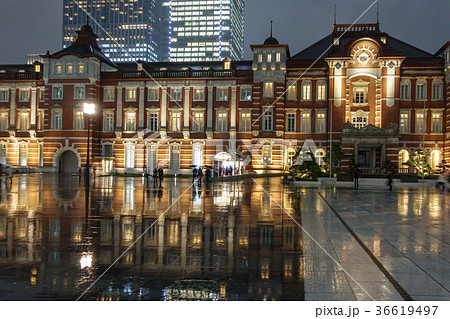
[83,103,95,186]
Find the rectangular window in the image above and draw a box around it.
[38,110,45,130]
[431,112,442,133]
[258,54,262,63]
[147,113,158,131]
[193,88,205,101]
[240,87,252,101]
[317,82,327,100]
[0,144,6,164]
[217,87,228,101]
[216,111,228,132]
[302,83,311,100]
[240,111,251,132]
[400,83,410,100]
[52,87,63,100]
[148,145,157,171]
[263,108,273,131]
[170,112,181,131]
[103,112,114,131]
[39,88,45,102]
[77,63,85,74]
[316,112,326,133]
[193,112,204,132]
[74,86,85,99]
[286,113,296,132]
[287,83,297,101]
[416,83,426,100]
[0,90,8,102]
[170,145,180,169]
[125,112,136,131]
[262,145,272,165]
[415,112,425,133]
[74,111,84,130]
[19,144,27,167]
[400,111,409,133]
[17,112,30,130]
[354,88,367,104]
[19,90,30,102]
[193,144,203,167]
[125,88,137,101]
[125,144,135,168]
[104,88,115,102]
[103,144,113,157]
[267,53,272,63]
[148,88,159,101]
[264,82,274,98]
[276,52,281,62]
[432,83,443,100]
[55,64,62,74]
[52,109,62,130]
[170,88,182,101]
[0,112,8,130]
[301,112,311,132]
[66,64,73,74]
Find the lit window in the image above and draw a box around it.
[263,108,273,131]
[66,64,73,74]
[240,111,251,132]
[400,111,409,133]
[18,144,27,167]
[398,150,409,169]
[52,109,62,130]
[431,112,442,133]
[74,111,84,129]
[77,63,85,74]
[125,144,135,168]
[317,81,327,100]
[267,53,272,63]
[287,82,297,101]
[104,88,115,101]
[170,145,180,169]
[193,111,204,132]
[301,82,312,100]
[315,149,326,166]
[316,112,326,133]
[170,112,181,131]
[263,82,273,98]
[125,88,137,101]
[0,112,8,130]
[17,112,30,130]
[55,64,62,74]
[354,88,367,104]
[286,113,296,132]
[216,111,228,132]
[192,144,203,167]
[257,53,263,63]
[170,88,182,101]
[125,111,136,131]
[301,111,311,132]
[262,145,272,165]
[217,87,228,101]
[352,111,368,129]
[415,112,425,133]
[276,52,281,62]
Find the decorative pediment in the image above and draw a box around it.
[352,79,370,87]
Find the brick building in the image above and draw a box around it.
[0,22,448,175]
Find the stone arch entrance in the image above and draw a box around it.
[58,150,79,173]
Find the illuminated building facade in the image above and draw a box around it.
[0,22,449,175]
[161,0,245,62]
[62,0,161,62]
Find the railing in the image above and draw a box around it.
[0,72,41,80]
[102,69,251,79]
[334,23,379,33]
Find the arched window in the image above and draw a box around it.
[124,143,135,168]
[399,79,411,100]
[430,150,441,171]
[352,110,368,129]
[398,150,409,169]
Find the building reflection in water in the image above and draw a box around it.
[0,175,304,301]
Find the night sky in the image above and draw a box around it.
[0,0,450,64]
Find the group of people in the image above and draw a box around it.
[214,166,244,177]
[0,164,13,186]
[353,169,394,191]
[192,167,212,185]
[144,166,164,187]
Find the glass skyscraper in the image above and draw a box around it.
[62,0,161,62]
[161,0,245,62]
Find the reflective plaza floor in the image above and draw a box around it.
[0,174,448,301]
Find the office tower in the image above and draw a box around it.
[62,0,161,62]
[161,0,245,62]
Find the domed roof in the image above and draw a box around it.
[80,23,94,33]
[264,36,279,45]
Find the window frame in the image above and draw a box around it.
[52,86,63,100]
[52,109,63,130]
[216,110,228,132]
[125,88,137,102]
[286,112,296,132]
[216,87,229,101]
[239,110,251,132]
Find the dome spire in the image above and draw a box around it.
[270,21,273,38]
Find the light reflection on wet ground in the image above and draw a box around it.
[0,174,304,301]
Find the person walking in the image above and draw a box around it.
[153,167,158,187]
[387,173,393,191]
[158,166,164,187]
[192,167,198,182]
[197,168,203,186]
[353,169,359,190]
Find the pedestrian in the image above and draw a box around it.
[158,166,163,187]
[78,167,82,181]
[6,166,12,186]
[153,167,158,187]
[198,168,203,186]
[353,169,359,189]
[206,168,212,183]
[387,173,393,191]
[192,167,198,182]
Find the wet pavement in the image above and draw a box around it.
[0,174,448,301]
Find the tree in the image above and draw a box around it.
[403,149,431,176]
[323,144,350,175]
[290,150,324,181]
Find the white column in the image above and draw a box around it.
[183,87,191,137]
[116,88,123,129]
[161,88,167,131]
[333,65,344,107]
[230,86,237,130]
[207,87,214,131]
[10,89,16,129]
[386,64,396,107]
[138,87,145,129]
[30,88,37,128]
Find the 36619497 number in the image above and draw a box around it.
[375,306,438,316]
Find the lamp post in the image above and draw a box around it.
[83,103,95,186]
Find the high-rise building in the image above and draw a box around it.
[161,0,245,62]
[62,0,162,62]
